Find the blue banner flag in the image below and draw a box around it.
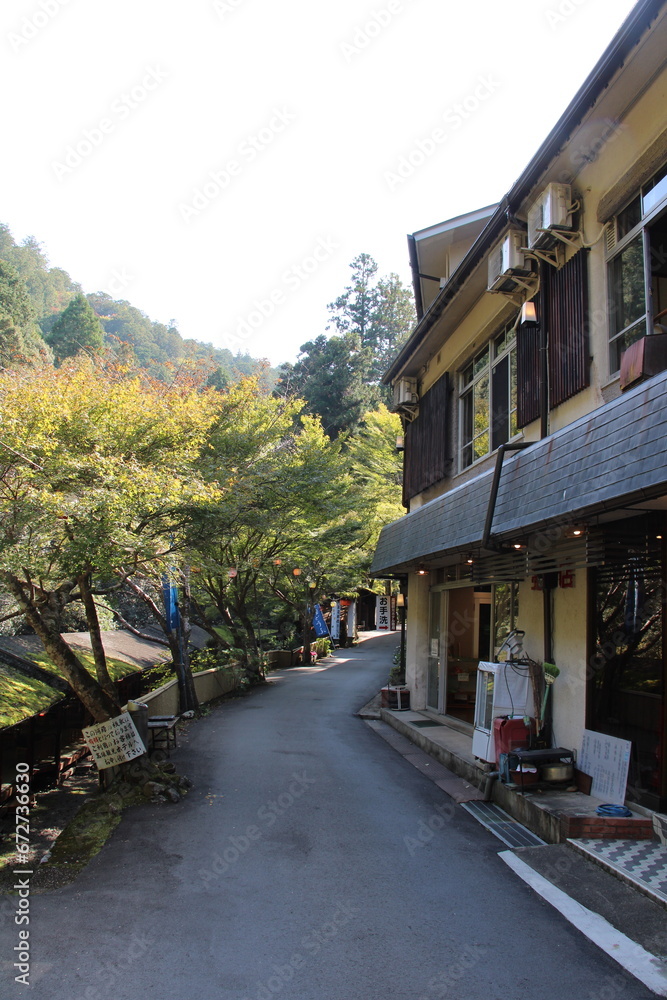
[161,576,180,631]
[312,604,329,638]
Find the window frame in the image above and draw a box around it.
[459,318,518,472]
[607,164,667,375]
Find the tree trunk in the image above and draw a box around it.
[78,571,116,704]
[121,571,199,714]
[301,611,312,665]
[5,573,119,723]
[178,570,199,712]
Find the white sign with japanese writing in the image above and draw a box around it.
[83,713,146,769]
[579,729,632,805]
[376,595,390,631]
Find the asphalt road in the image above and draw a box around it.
[1,632,658,999]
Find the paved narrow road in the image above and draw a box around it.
[2,633,658,999]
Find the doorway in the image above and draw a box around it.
[588,514,666,811]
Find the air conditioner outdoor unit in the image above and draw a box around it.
[527,182,573,249]
[392,377,418,409]
[487,230,529,292]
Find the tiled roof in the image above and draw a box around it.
[371,372,667,575]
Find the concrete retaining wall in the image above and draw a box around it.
[138,667,240,715]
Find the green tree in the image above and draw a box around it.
[187,380,369,672]
[345,404,404,574]
[327,253,415,389]
[0,261,51,366]
[0,360,221,721]
[276,255,415,435]
[276,333,378,438]
[47,293,105,362]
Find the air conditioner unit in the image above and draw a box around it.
[487,230,529,292]
[527,182,573,249]
[392,377,418,409]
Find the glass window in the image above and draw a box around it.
[617,196,641,240]
[460,323,516,469]
[608,235,647,373]
[643,164,667,217]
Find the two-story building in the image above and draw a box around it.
[372,0,667,813]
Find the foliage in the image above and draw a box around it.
[275,254,415,436]
[326,253,415,393]
[0,261,51,366]
[0,359,221,720]
[315,637,332,657]
[276,333,378,438]
[188,379,369,672]
[344,404,404,589]
[46,294,106,362]
[0,225,81,339]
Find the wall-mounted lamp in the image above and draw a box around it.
[520,300,539,328]
[396,435,405,452]
[396,593,405,607]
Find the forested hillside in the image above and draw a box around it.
[0,223,274,387]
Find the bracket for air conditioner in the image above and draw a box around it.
[494,275,539,307]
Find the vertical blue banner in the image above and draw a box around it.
[312,604,329,638]
[162,576,180,631]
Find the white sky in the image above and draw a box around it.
[1,0,640,368]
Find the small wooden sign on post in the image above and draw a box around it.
[83,713,146,770]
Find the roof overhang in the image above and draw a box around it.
[372,369,667,576]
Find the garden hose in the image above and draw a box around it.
[596,803,633,817]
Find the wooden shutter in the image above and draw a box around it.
[516,319,541,428]
[403,374,450,503]
[546,249,590,407]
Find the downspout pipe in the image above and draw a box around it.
[481,442,534,552]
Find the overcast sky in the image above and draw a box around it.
[1,0,640,367]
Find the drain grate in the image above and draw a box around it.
[410,720,446,728]
[462,801,547,848]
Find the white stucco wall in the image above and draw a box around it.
[406,574,431,710]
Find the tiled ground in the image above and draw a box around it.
[571,838,667,905]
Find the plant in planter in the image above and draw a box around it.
[388,663,405,686]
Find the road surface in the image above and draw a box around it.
[1,632,657,999]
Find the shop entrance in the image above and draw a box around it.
[427,582,518,724]
[445,588,491,724]
[588,514,667,811]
